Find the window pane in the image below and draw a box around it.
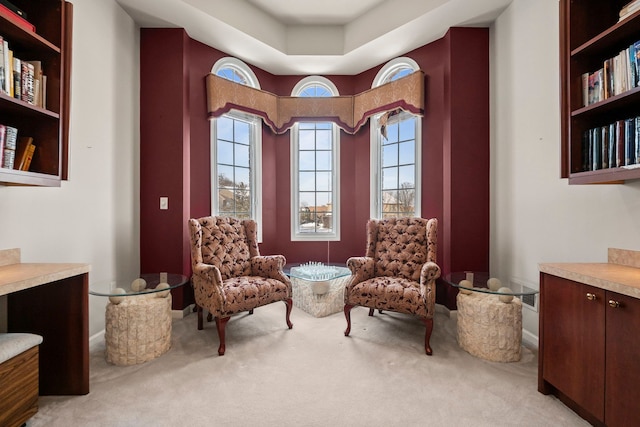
[299,172,315,191]
[299,192,316,207]
[316,192,331,206]
[299,129,315,150]
[217,117,233,141]
[299,151,315,170]
[316,151,331,170]
[218,165,235,188]
[399,118,415,140]
[316,129,331,150]
[399,140,415,165]
[235,143,249,168]
[235,120,250,144]
[398,165,415,187]
[235,166,250,186]
[382,144,398,167]
[382,166,398,190]
[385,123,399,143]
[316,172,331,191]
[217,140,234,165]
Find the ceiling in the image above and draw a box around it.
[116,0,513,75]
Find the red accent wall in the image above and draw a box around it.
[139,27,489,310]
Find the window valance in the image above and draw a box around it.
[205,71,424,134]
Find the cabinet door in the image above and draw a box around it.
[605,291,640,427]
[540,274,605,421]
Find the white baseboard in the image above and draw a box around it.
[89,330,105,351]
[522,329,538,349]
[172,304,194,319]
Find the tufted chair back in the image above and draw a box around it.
[365,217,435,283]
[192,216,260,280]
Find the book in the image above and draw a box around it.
[601,126,609,169]
[619,0,640,20]
[26,60,42,107]
[12,56,20,100]
[13,135,32,170]
[20,143,34,171]
[0,3,35,32]
[625,118,636,165]
[2,147,14,168]
[0,36,5,95]
[4,125,17,150]
[0,124,5,166]
[582,72,589,106]
[608,123,617,168]
[20,60,34,104]
[617,120,625,168]
[2,39,8,95]
[636,117,640,164]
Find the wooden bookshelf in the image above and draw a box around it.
[560,0,640,184]
[0,0,72,186]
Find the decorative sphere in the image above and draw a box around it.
[487,277,502,291]
[131,278,147,292]
[497,287,514,303]
[155,282,171,298]
[109,287,127,304]
[459,279,474,294]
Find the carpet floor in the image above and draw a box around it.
[30,303,589,426]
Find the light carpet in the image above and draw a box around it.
[30,304,589,426]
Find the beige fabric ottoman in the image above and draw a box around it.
[105,293,172,366]
[456,292,522,362]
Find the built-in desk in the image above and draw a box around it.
[0,248,90,395]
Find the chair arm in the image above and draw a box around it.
[346,256,375,286]
[419,261,441,315]
[251,255,291,285]
[191,262,225,311]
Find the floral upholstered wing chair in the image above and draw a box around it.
[188,216,293,356]
[344,217,441,355]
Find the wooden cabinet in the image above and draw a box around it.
[560,0,640,184]
[0,0,72,186]
[539,273,640,426]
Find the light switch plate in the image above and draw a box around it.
[160,197,168,210]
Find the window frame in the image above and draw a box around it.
[210,58,263,239]
[290,76,341,241]
[370,57,422,219]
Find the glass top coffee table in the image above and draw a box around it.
[284,262,352,318]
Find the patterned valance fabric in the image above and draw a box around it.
[205,71,424,134]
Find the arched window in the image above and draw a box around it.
[210,58,262,235]
[370,57,422,219]
[290,76,340,241]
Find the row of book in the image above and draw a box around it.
[0,123,35,171]
[582,40,640,107]
[0,35,46,108]
[581,117,640,172]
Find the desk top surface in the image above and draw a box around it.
[0,262,91,296]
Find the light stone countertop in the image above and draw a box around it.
[539,248,640,300]
[0,248,90,297]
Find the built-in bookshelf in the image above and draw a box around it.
[0,0,72,187]
[561,0,640,184]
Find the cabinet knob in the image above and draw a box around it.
[608,300,621,308]
[586,293,597,301]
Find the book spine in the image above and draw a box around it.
[609,123,617,168]
[0,124,5,166]
[0,35,5,95]
[4,125,17,150]
[617,120,625,167]
[2,147,14,169]
[20,143,34,171]
[636,117,640,165]
[12,57,20,99]
[601,126,609,169]
[625,118,635,165]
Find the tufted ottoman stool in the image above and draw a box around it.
[456,292,522,362]
[105,293,172,366]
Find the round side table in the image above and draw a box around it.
[90,273,189,366]
[445,272,538,363]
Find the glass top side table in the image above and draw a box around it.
[444,271,539,297]
[89,273,189,297]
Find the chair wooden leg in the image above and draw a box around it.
[197,305,204,330]
[423,317,434,356]
[214,316,230,356]
[284,298,293,329]
[344,304,354,336]
[207,312,213,322]
[368,308,375,316]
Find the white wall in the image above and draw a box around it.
[0,0,140,337]
[491,0,640,341]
